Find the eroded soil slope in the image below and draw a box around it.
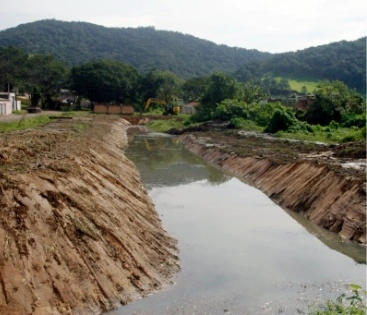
[180,131,366,244]
[0,116,179,315]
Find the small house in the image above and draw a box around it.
[296,95,314,111]
[181,101,198,115]
[0,92,21,114]
[0,98,12,115]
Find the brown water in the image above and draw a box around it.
[109,134,366,315]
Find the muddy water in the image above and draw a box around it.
[110,134,366,315]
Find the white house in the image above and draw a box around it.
[0,98,12,115]
[0,92,21,115]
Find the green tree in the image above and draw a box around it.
[138,69,165,104]
[155,71,183,103]
[182,76,210,101]
[71,59,140,104]
[195,72,239,121]
[0,46,29,91]
[265,108,295,133]
[239,82,266,104]
[305,80,362,125]
[26,54,70,108]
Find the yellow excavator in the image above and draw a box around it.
[144,98,180,115]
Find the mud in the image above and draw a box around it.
[0,116,179,314]
[179,130,366,244]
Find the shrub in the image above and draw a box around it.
[309,284,367,315]
[342,113,366,128]
[265,108,295,133]
[212,100,248,121]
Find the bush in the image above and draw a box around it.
[342,113,366,128]
[212,100,248,121]
[309,284,367,315]
[265,108,295,133]
[329,120,339,130]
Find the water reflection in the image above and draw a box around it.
[127,133,231,188]
[111,133,366,315]
[128,133,366,264]
[284,209,366,264]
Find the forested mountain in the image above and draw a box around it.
[0,20,365,93]
[235,37,366,93]
[0,19,270,78]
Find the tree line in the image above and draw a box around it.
[0,46,365,142]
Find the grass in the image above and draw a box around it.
[309,284,367,315]
[146,118,185,132]
[288,79,319,93]
[146,115,365,145]
[60,109,93,117]
[274,76,319,93]
[0,116,51,133]
[276,126,366,144]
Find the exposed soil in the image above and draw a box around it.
[0,116,179,314]
[178,127,366,244]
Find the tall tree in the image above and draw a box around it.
[0,46,28,91]
[239,82,266,104]
[155,71,183,103]
[71,59,140,104]
[182,76,210,101]
[304,80,363,125]
[26,54,69,108]
[196,72,240,121]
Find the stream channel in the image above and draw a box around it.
[109,133,366,315]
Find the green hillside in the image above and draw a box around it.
[235,37,366,93]
[0,19,365,93]
[0,19,270,78]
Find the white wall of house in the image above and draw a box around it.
[0,93,21,113]
[0,99,12,115]
[181,104,196,114]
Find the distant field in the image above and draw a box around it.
[288,79,319,93]
[275,77,319,93]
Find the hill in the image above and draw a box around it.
[0,19,270,78]
[0,20,364,92]
[235,37,366,93]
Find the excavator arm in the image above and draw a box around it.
[144,98,180,115]
[144,98,166,111]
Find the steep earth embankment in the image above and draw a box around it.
[180,133,366,244]
[0,116,179,315]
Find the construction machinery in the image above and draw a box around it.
[144,98,180,115]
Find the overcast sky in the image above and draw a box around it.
[0,0,366,53]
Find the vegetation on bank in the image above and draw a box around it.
[144,74,365,145]
[0,29,365,145]
[309,284,367,315]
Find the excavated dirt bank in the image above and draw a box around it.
[0,116,179,315]
[180,131,366,244]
